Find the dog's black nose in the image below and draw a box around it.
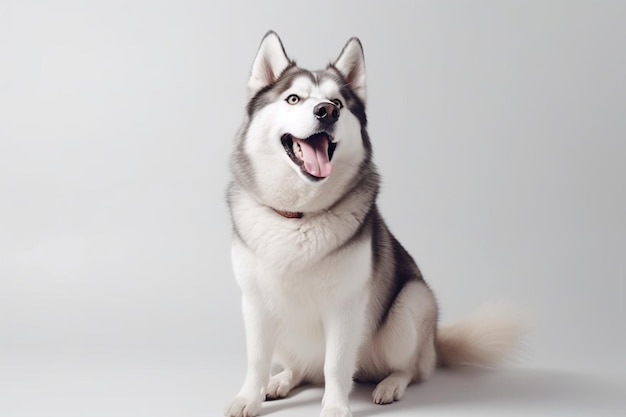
[314,102,339,124]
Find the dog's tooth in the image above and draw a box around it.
[293,142,303,159]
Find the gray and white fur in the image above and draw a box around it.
[224,31,523,417]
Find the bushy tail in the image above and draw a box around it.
[437,303,526,368]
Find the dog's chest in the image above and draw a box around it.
[235,207,361,271]
[232,213,372,300]
[231,191,373,305]
[237,235,371,299]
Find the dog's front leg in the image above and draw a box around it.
[320,295,367,417]
[224,294,275,417]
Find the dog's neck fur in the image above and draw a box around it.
[266,171,379,222]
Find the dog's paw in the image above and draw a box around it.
[320,405,352,417]
[266,370,296,400]
[372,377,407,405]
[224,396,261,417]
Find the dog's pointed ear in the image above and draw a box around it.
[332,37,366,103]
[248,31,292,97]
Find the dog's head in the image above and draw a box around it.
[232,31,374,212]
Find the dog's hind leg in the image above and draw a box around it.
[372,370,412,404]
[265,368,303,400]
[370,281,438,404]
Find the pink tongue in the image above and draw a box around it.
[295,135,333,178]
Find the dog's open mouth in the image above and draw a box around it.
[281,132,337,180]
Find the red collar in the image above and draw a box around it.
[272,208,303,219]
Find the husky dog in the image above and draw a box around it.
[224,31,522,417]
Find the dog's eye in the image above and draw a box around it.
[286,94,300,105]
[331,98,343,109]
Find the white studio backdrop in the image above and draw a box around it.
[1,1,625,416]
